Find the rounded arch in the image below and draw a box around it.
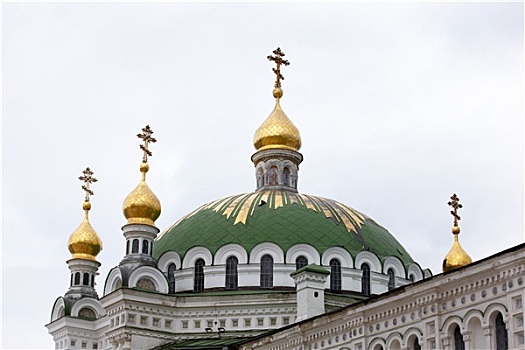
[182,246,213,268]
[104,267,123,296]
[70,298,105,319]
[383,256,405,276]
[403,327,423,346]
[51,297,66,322]
[404,329,423,350]
[407,262,424,281]
[465,312,485,350]
[157,251,181,273]
[440,315,464,334]
[321,247,353,267]
[214,244,248,265]
[368,337,386,350]
[128,265,168,294]
[463,309,484,327]
[484,303,509,324]
[250,242,284,264]
[355,251,381,273]
[286,244,320,265]
[385,332,403,349]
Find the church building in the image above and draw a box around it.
[46,49,524,350]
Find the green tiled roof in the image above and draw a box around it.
[153,190,414,266]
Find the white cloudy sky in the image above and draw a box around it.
[2,2,523,349]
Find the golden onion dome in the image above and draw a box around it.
[442,226,472,272]
[68,201,103,261]
[122,162,161,227]
[253,88,301,152]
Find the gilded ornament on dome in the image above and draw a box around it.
[122,125,161,226]
[68,167,103,261]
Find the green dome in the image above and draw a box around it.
[153,190,414,266]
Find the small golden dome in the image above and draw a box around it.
[122,162,161,227]
[442,226,472,272]
[68,202,103,261]
[253,88,301,152]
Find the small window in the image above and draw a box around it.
[194,320,201,329]
[283,317,289,325]
[83,272,89,286]
[136,277,156,291]
[78,307,96,320]
[454,325,465,350]
[283,167,290,186]
[219,319,226,328]
[330,259,342,292]
[168,263,176,294]
[207,320,213,328]
[225,256,238,290]
[361,263,371,296]
[126,240,130,255]
[132,239,139,253]
[74,272,80,285]
[387,268,395,291]
[409,274,415,282]
[182,321,188,329]
[296,256,308,270]
[260,255,273,288]
[244,318,251,327]
[257,318,264,326]
[495,313,508,350]
[165,319,172,329]
[81,342,86,348]
[91,274,95,287]
[70,274,73,286]
[142,240,149,254]
[270,317,277,326]
[194,259,205,292]
[232,319,238,327]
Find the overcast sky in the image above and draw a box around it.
[2,2,524,349]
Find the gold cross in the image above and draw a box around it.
[79,167,97,202]
[137,125,157,163]
[447,193,463,227]
[267,47,290,88]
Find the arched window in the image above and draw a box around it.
[387,268,396,291]
[283,167,290,186]
[74,272,80,285]
[268,166,278,186]
[454,325,465,350]
[296,256,308,270]
[495,313,508,350]
[330,259,342,292]
[142,240,149,254]
[132,239,139,253]
[126,240,130,255]
[413,337,421,350]
[194,259,205,292]
[361,263,371,296]
[257,168,264,188]
[260,255,273,288]
[168,263,176,294]
[79,307,96,320]
[83,272,89,286]
[225,256,238,290]
[91,274,95,287]
[70,274,74,286]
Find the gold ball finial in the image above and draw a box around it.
[83,201,92,211]
[452,225,460,234]
[273,87,283,99]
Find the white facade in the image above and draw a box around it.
[239,244,525,350]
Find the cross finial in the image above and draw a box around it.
[137,125,157,163]
[79,167,97,202]
[447,193,463,227]
[267,47,290,88]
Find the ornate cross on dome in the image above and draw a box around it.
[79,167,97,202]
[448,193,463,227]
[267,47,290,88]
[137,125,157,163]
